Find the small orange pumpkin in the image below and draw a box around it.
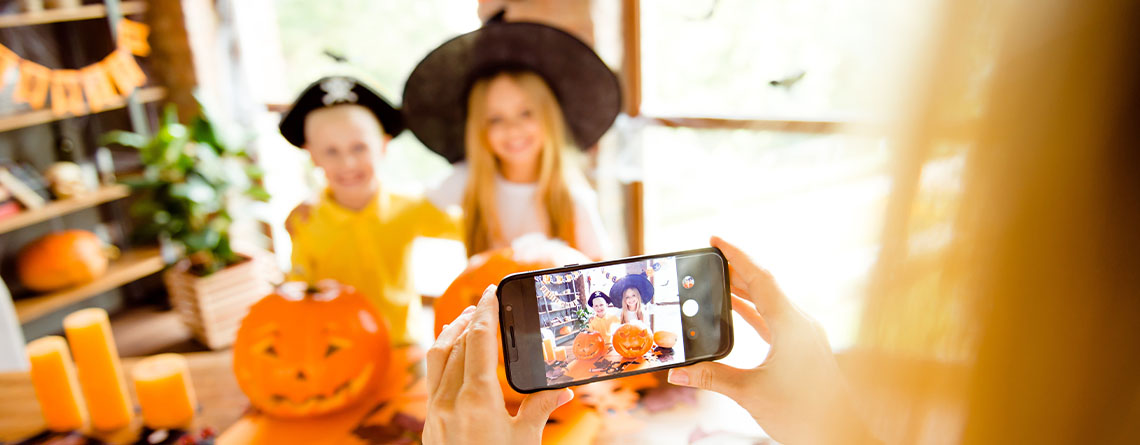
[232,281,389,418]
[612,323,653,359]
[654,330,678,349]
[17,230,111,292]
[571,330,607,362]
[558,325,572,336]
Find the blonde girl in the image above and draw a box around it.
[403,22,621,260]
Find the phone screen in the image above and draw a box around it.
[502,249,730,390]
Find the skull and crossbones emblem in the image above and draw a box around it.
[320,77,359,105]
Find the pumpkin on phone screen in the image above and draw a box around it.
[654,330,678,349]
[612,323,653,359]
[18,230,112,292]
[232,280,389,418]
[572,330,606,362]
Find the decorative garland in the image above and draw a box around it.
[0,19,150,117]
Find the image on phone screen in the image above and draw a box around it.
[533,257,687,386]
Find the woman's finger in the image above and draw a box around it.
[427,306,476,394]
[464,286,502,384]
[433,329,469,407]
[712,236,790,321]
[731,295,771,342]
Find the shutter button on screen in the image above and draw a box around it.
[682,299,699,317]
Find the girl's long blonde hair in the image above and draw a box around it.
[462,71,578,256]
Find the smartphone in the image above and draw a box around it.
[497,247,733,393]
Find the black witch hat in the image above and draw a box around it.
[402,21,621,164]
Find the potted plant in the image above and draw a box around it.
[104,102,276,349]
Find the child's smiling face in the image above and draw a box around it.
[592,297,607,316]
[304,105,387,197]
[483,75,543,180]
[624,289,641,309]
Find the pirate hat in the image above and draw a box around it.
[402,21,621,164]
[588,291,613,307]
[279,76,405,147]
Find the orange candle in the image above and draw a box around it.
[63,308,133,431]
[554,346,567,362]
[26,336,88,431]
[132,353,198,429]
[542,338,556,362]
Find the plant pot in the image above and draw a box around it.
[163,249,280,350]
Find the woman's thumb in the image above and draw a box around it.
[515,388,574,429]
[668,362,747,398]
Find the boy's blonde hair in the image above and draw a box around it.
[462,71,578,256]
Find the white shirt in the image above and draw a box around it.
[427,162,610,260]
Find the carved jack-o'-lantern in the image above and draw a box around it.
[232,281,389,418]
[572,330,606,362]
[612,323,653,359]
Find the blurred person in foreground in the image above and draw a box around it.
[420,0,1140,443]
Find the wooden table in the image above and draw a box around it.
[0,350,247,443]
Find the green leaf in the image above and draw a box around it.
[246,185,271,202]
[162,103,180,127]
[183,228,221,252]
[101,130,149,149]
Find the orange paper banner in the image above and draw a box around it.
[1,17,149,112]
[0,46,18,92]
[13,61,52,109]
[78,65,118,112]
[102,49,146,96]
[118,19,151,57]
[50,70,87,117]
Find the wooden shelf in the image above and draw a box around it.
[0,1,146,28]
[14,247,164,323]
[0,86,165,134]
[0,184,130,235]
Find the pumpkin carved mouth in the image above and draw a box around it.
[263,363,374,415]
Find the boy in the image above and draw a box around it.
[279,76,461,345]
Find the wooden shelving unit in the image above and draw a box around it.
[0,87,165,134]
[0,1,146,28]
[13,247,164,323]
[0,184,130,235]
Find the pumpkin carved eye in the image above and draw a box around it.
[325,337,351,358]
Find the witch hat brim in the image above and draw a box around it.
[279,76,405,147]
[402,22,622,164]
[610,274,655,305]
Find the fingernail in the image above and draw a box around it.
[668,369,689,386]
[557,389,574,406]
[462,305,476,314]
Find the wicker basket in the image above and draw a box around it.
[163,250,281,349]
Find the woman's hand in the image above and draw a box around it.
[666,237,877,444]
[424,285,574,445]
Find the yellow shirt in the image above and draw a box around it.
[587,311,619,338]
[288,188,462,345]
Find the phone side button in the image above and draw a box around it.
[564,264,578,267]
